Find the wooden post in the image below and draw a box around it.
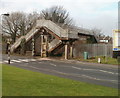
[32,36,35,56]
[44,35,48,57]
[65,44,68,60]
[41,35,43,57]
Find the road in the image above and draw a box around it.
[1,54,119,89]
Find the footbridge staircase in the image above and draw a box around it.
[10,19,98,57]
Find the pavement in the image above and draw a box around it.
[1,54,119,89]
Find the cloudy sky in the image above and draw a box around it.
[0,0,119,36]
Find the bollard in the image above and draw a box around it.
[8,46,10,64]
[8,56,10,64]
[98,58,101,63]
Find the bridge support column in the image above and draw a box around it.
[41,34,43,57]
[32,36,35,56]
[70,45,73,58]
[41,34,48,58]
[65,42,69,60]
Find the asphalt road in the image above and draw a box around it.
[1,54,119,89]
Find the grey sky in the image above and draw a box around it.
[0,0,119,36]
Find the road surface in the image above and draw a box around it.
[1,54,119,89]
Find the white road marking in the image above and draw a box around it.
[3,60,14,63]
[30,59,37,61]
[1,58,118,83]
[18,59,37,62]
[50,63,57,66]
[99,70,118,75]
[18,59,29,62]
[25,65,118,83]
[72,66,82,70]
[9,63,117,83]
[80,74,117,82]
[49,70,118,83]
[2,58,37,64]
[12,60,21,63]
[72,66,118,75]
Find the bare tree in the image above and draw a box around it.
[24,12,40,35]
[91,28,103,38]
[41,6,73,26]
[2,6,73,43]
[2,12,25,43]
[2,12,40,43]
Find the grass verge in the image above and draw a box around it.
[76,56,118,65]
[2,64,118,96]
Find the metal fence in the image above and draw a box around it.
[73,44,113,58]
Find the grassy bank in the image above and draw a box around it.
[2,64,118,96]
[76,56,118,65]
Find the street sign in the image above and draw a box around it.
[113,30,120,51]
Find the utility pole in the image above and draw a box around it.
[1,13,10,63]
[105,43,107,63]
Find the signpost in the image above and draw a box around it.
[113,30,120,58]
